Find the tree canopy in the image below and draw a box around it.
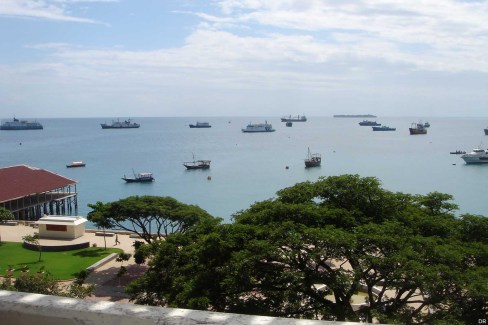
[124,175,487,324]
[87,196,218,243]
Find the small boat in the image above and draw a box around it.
[372,126,396,131]
[101,119,140,129]
[189,122,211,128]
[286,122,292,127]
[359,120,381,126]
[304,147,321,168]
[122,170,154,182]
[183,160,211,170]
[461,147,488,164]
[183,154,211,170]
[0,117,43,130]
[424,122,430,128]
[281,115,307,122]
[450,150,466,155]
[66,161,86,168]
[409,122,427,135]
[242,121,275,133]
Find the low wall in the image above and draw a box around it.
[22,241,90,252]
[0,290,361,325]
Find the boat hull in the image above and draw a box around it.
[0,125,43,130]
[372,126,395,131]
[281,118,307,122]
[359,121,381,126]
[66,164,86,168]
[409,128,427,135]
[122,177,154,183]
[101,125,140,129]
[305,161,321,167]
[184,165,210,169]
[189,125,211,128]
[242,129,275,132]
[461,157,488,164]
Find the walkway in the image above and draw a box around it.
[0,224,144,302]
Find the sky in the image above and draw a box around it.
[1,0,488,118]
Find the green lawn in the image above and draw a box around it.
[0,242,122,280]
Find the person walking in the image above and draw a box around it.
[115,234,120,246]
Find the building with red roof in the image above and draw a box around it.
[0,165,78,220]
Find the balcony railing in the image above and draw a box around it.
[0,290,363,325]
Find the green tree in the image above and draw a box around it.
[87,196,215,243]
[126,175,487,324]
[0,207,14,242]
[22,233,42,262]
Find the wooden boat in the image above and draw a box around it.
[122,170,154,182]
[66,161,86,168]
[304,147,321,168]
[183,154,210,170]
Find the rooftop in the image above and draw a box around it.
[0,165,76,203]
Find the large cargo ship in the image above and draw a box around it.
[189,122,211,128]
[281,115,307,122]
[0,117,43,130]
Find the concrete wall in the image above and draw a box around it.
[38,224,85,239]
[0,290,362,325]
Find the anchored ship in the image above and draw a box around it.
[242,121,275,133]
[409,122,427,135]
[101,119,140,129]
[189,122,211,128]
[461,148,488,164]
[281,115,307,122]
[0,117,43,130]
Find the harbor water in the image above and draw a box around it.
[1,116,487,224]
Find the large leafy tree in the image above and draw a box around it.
[87,196,217,243]
[126,175,487,324]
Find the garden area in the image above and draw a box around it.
[0,242,122,280]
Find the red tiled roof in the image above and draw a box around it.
[0,165,77,203]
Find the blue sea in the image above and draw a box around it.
[1,117,487,224]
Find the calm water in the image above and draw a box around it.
[1,116,487,223]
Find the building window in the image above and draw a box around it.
[46,224,67,232]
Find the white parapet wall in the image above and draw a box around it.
[0,290,363,325]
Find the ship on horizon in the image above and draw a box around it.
[0,117,43,130]
[101,118,140,129]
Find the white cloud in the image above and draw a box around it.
[0,0,109,23]
[1,0,488,117]
[208,0,488,73]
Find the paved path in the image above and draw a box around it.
[0,224,144,302]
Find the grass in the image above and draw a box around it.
[0,242,122,280]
